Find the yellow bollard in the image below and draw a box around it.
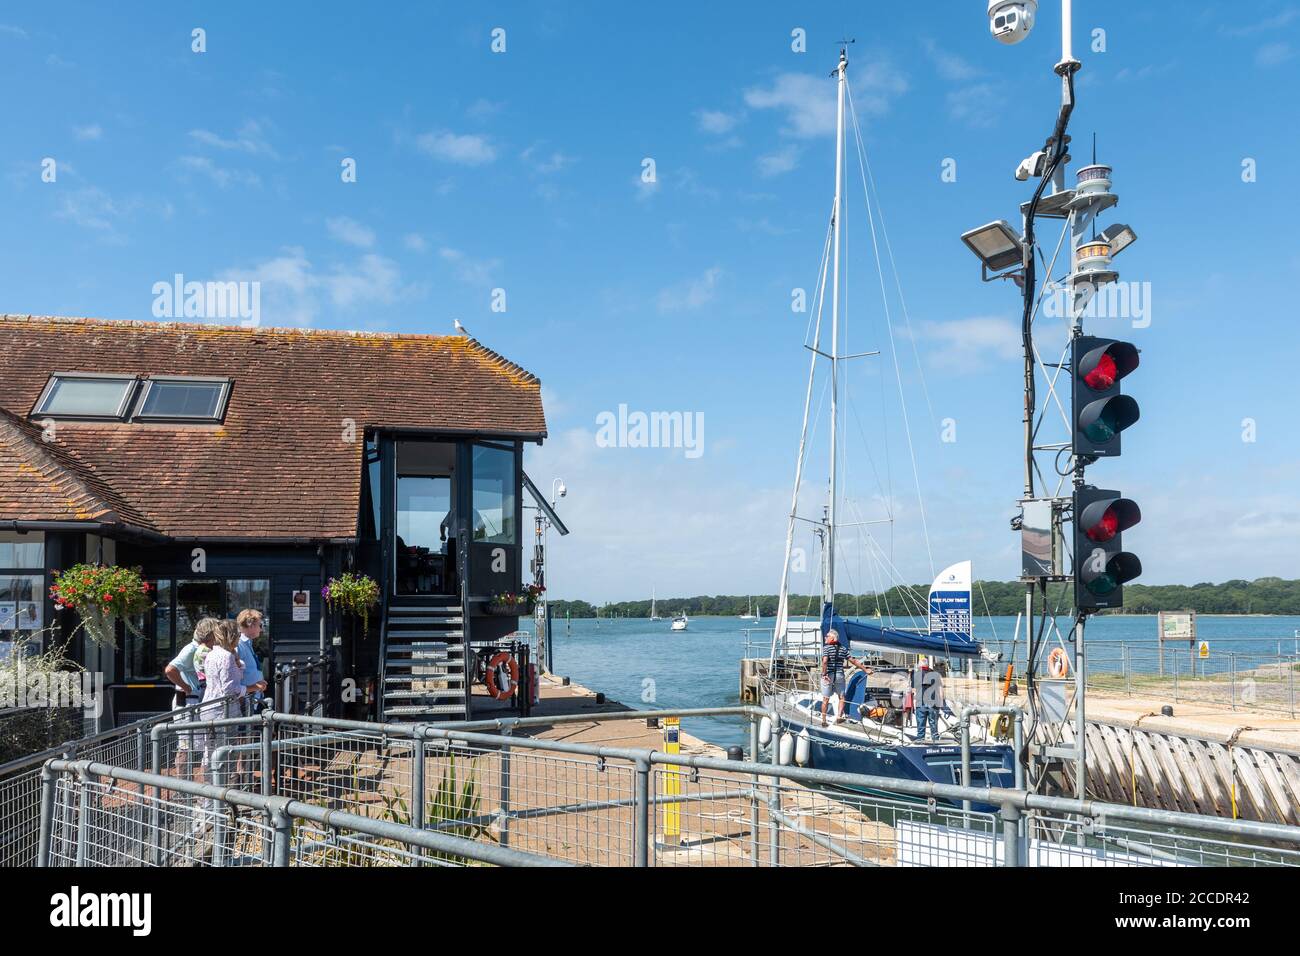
[663,717,682,846]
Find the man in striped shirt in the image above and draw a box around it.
[820,629,868,727]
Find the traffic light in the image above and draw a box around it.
[1072,336,1140,459]
[1074,486,1141,610]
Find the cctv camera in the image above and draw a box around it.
[557,483,567,498]
[988,0,1036,45]
[1015,149,1048,181]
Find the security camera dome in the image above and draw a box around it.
[988,0,1036,45]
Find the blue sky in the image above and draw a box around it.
[3,2,1298,602]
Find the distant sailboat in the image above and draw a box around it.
[650,588,661,621]
[740,596,757,621]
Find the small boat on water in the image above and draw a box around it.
[759,48,1012,812]
[670,612,689,632]
[739,596,757,620]
[650,588,661,621]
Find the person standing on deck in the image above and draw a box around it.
[913,659,944,741]
[234,610,268,706]
[819,630,867,727]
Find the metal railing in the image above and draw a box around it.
[272,656,329,716]
[27,706,1300,868]
[0,693,243,867]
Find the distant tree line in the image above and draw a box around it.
[547,578,1300,618]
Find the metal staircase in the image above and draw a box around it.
[379,597,469,721]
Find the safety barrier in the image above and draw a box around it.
[26,707,1300,867]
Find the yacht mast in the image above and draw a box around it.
[825,47,847,606]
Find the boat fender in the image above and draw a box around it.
[485,651,519,700]
[795,728,811,766]
[778,731,794,766]
[1047,647,1070,679]
[758,715,773,747]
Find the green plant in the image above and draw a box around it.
[49,564,152,647]
[322,573,380,634]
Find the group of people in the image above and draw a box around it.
[163,610,268,782]
[819,628,947,740]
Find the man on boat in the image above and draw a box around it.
[912,659,945,741]
[820,629,867,727]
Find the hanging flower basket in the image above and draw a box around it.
[49,564,153,648]
[486,584,544,617]
[323,572,380,635]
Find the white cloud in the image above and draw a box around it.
[466,98,504,120]
[326,216,376,248]
[1256,42,1296,67]
[0,24,29,39]
[918,316,1021,369]
[416,130,496,165]
[695,109,742,134]
[404,233,429,253]
[946,84,998,128]
[188,120,278,158]
[219,247,414,325]
[439,246,501,285]
[176,155,261,188]
[921,39,979,82]
[657,266,722,313]
[744,62,907,138]
[756,144,800,177]
[54,186,125,233]
[73,123,102,141]
[521,144,575,174]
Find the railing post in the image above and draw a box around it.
[1231,656,1237,712]
[37,764,57,867]
[270,806,292,867]
[1013,713,1025,793]
[960,716,972,815]
[749,715,760,867]
[634,755,650,867]
[999,802,1023,866]
[411,725,427,867]
[767,717,781,867]
[75,768,92,867]
[149,726,163,866]
[212,750,227,867]
[261,710,275,864]
[498,725,512,850]
[135,725,145,771]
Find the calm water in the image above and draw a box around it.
[523,614,1300,750]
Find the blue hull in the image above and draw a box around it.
[785,718,1015,814]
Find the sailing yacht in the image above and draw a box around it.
[760,49,1013,810]
[739,596,757,620]
[650,589,661,621]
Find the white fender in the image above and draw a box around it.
[778,731,794,766]
[795,728,811,766]
[758,715,773,747]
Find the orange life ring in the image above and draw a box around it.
[1047,647,1070,679]
[485,651,519,700]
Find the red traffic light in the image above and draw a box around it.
[1077,341,1139,392]
[1079,497,1141,543]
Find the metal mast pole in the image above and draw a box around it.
[826,47,846,606]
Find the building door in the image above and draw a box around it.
[394,441,457,596]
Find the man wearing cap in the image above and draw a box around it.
[820,629,868,727]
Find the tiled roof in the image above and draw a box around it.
[0,315,547,540]
[0,408,159,533]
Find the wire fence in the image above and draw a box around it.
[24,708,1300,868]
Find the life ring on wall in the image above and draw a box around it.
[485,651,519,700]
[1047,647,1070,679]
